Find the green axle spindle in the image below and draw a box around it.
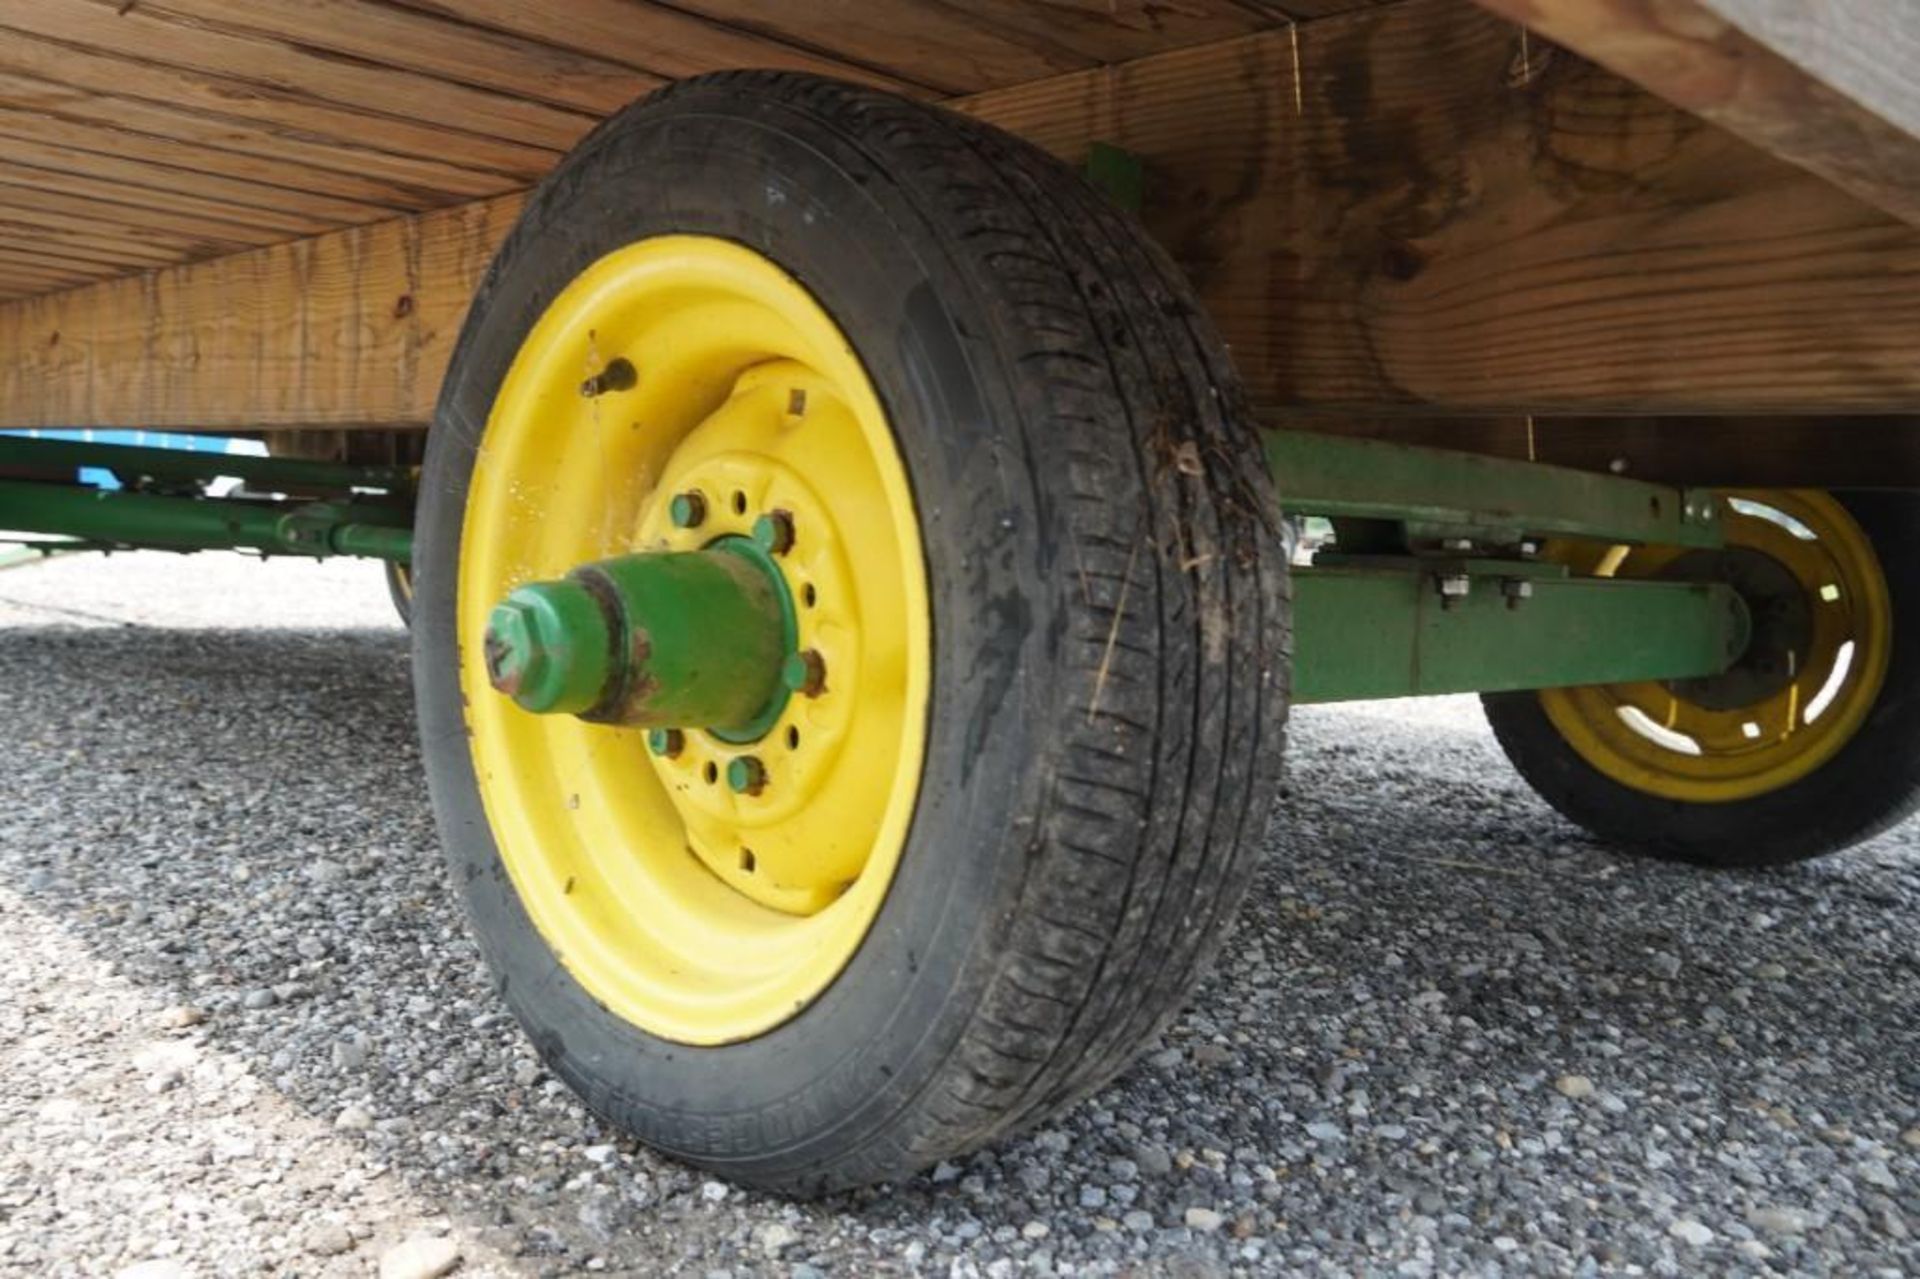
[484,543,794,732]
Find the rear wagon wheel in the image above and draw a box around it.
[413,72,1290,1193]
[1486,490,1920,868]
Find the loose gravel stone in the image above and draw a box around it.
[305,1222,356,1257]
[156,1004,204,1029]
[1184,1207,1225,1232]
[115,1262,187,1279]
[379,1235,462,1279]
[1554,1074,1596,1100]
[1748,1205,1812,1235]
[2,554,1917,1276]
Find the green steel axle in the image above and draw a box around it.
[0,434,413,562]
[0,479,411,562]
[2,428,1756,710]
[473,431,1754,722]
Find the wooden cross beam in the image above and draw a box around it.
[1478,0,1920,230]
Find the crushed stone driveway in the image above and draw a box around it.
[1,552,1915,1277]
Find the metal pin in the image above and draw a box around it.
[579,357,638,398]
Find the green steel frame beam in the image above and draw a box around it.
[0,479,411,562]
[0,433,412,494]
[1266,430,1724,548]
[1293,569,1749,703]
[0,434,414,562]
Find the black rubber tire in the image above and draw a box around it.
[383,561,412,628]
[1484,492,1920,869]
[413,72,1290,1194]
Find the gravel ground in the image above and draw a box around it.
[1,551,1916,1277]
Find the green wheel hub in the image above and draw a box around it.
[482,541,797,734]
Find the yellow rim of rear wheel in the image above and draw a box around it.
[1539,490,1889,804]
[457,235,930,1045]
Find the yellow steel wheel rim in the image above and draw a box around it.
[1540,491,1889,804]
[457,236,930,1045]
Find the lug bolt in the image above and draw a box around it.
[726,756,768,796]
[648,728,684,758]
[753,511,796,555]
[669,491,707,529]
[783,649,827,697]
[579,356,638,398]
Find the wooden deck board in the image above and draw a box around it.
[0,0,1379,296]
[4,0,1917,429]
[0,0,1915,428]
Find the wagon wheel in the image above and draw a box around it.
[383,560,413,627]
[1485,490,1920,867]
[412,72,1289,1194]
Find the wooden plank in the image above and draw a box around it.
[0,244,126,275]
[1476,0,1920,229]
[0,101,415,214]
[0,198,254,260]
[0,220,186,269]
[139,0,663,115]
[1240,1,1391,17]
[0,194,524,430]
[4,0,1920,431]
[0,263,101,293]
[663,0,1271,93]
[0,1,592,152]
[0,183,296,250]
[0,40,548,194]
[0,127,397,225]
[393,0,935,95]
[0,160,346,239]
[955,0,1920,413]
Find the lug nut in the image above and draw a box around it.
[726,756,768,796]
[648,728,684,758]
[782,649,827,697]
[752,511,795,555]
[669,491,707,529]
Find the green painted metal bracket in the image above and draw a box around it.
[1266,430,1724,549]
[1085,142,1146,213]
[0,434,413,495]
[1292,568,1750,704]
[0,479,412,562]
